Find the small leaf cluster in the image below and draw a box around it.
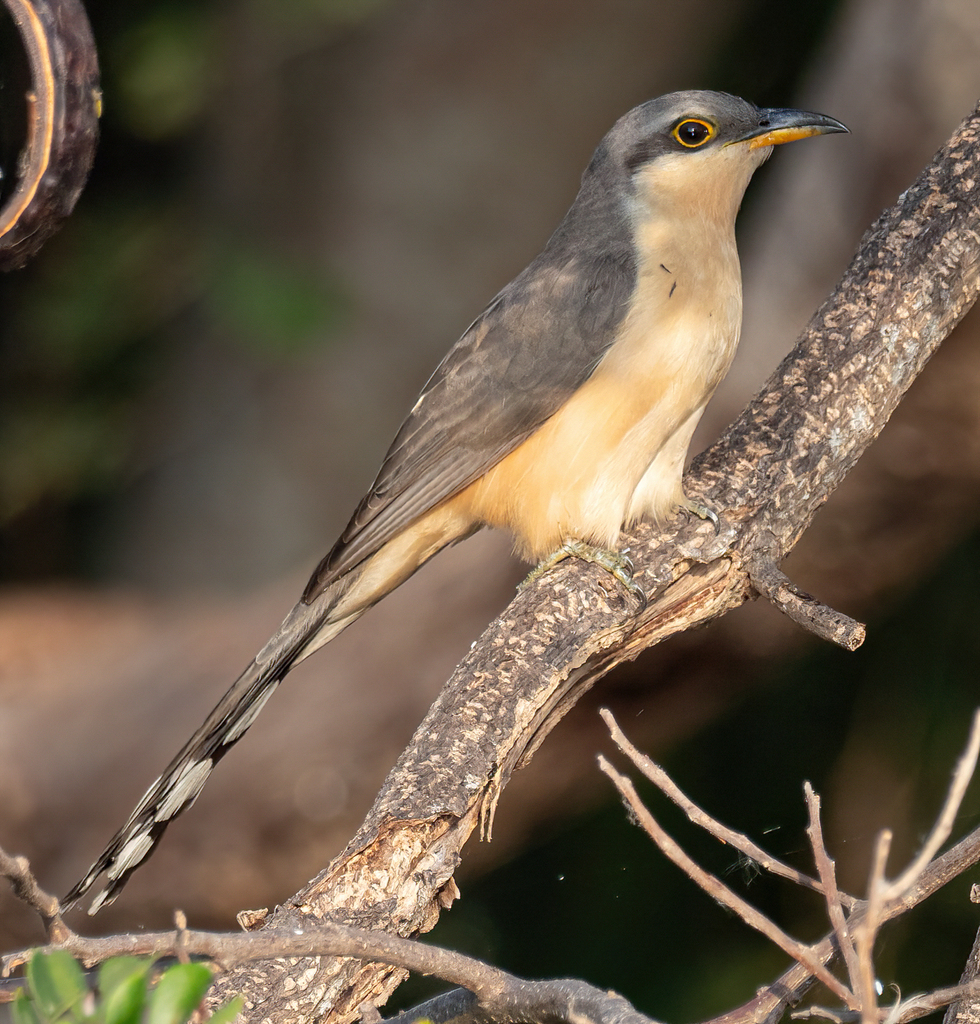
[12,951,243,1024]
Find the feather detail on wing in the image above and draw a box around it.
[304,248,636,600]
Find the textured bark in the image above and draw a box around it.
[0,0,100,270]
[944,890,980,1024]
[201,100,980,1024]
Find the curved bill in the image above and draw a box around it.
[736,107,849,149]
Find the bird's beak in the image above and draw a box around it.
[734,107,849,149]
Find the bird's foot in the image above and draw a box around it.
[523,539,647,609]
[677,496,736,562]
[680,496,720,533]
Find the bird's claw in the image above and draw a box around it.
[523,539,647,610]
[681,497,721,533]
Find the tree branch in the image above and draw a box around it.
[196,98,980,1024]
[943,886,980,1024]
[0,0,100,270]
[599,711,980,1024]
[598,755,856,1009]
[8,711,980,1024]
[0,849,67,944]
[1,844,658,1024]
[705,782,980,1024]
[600,707,857,908]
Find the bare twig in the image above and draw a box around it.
[703,822,980,1024]
[598,754,856,1008]
[850,712,980,1024]
[792,1008,856,1023]
[601,709,857,908]
[804,785,862,999]
[0,848,70,944]
[943,887,980,1024]
[174,910,190,965]
[853,830,893,1024]
[605,711,980,1024]
[886,979,980,1024]
[746,560,866,651]
[881,710,980,903]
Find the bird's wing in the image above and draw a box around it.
[305,248,635,597]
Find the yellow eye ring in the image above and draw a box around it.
[672,118,715,148]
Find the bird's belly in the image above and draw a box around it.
[459,300,739,561]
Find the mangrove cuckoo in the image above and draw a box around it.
[64,90,846,913]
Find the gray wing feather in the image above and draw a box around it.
[305,247,635,598]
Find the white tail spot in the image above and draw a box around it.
[154,758,214,821]
[223,681,280,745]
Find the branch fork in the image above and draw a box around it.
[5,710,980,1024]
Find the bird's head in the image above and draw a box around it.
[595,90,848,226]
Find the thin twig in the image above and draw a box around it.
[889,979,980,1024]
[881,710,980,903]
[174,910,190,965]
[705,822,980,1024]
[601,709,856,908]
[598,755,856,1008]
[0,848,70,943]
[746,560,866,651]
[804,785,861,999]
[792,1009,858,1023]
[700,724,978,1024]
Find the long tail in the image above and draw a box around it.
[64,494,479,914]
[62,571,366,915]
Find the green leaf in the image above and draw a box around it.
[205,996,244,1024]
[101,967,148,1024]
[12,989,43,1024]
[97,958,149,1002]
[146,963,213,1024]
[26,951,88,1022]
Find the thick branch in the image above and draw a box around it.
[202,101,980,1022]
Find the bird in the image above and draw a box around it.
[63,90,847,914]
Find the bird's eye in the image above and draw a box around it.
[672,118,714,148]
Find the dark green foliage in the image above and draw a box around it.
[11,952,242,1024]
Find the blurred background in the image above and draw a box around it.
[2,0,980,1020]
